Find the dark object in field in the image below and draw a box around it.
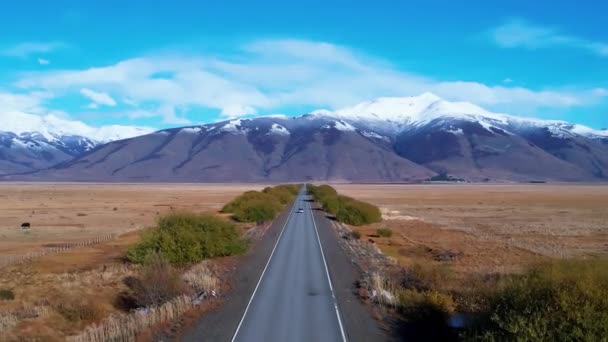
[21,222,31,229]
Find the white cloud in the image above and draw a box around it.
[37,58,50,65]
[220,104,257,118]
[503,78,513,84]
[2,41,66,58]
[79,88,117,107]
[490,19,608,57]
[0,91,51,113]
[12,39,607,124]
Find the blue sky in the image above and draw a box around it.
[1,0,607,130]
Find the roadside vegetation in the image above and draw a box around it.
[1,185,299,341]
[464,258,608,341]
[308,184,382,225]
[126,212,247,265]
[364,257,608,341]
[222,184,300,223]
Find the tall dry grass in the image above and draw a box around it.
[182,261,218,294]
[67,260,219,342]
[68,295,194,342]
[0,305,50,332]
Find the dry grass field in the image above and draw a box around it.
[2,182,607,340]
[0,183,263,341]
[333,184,608,274]
[0,183,263,257]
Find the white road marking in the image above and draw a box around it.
[308,199,348,342]
[231,192,298,342]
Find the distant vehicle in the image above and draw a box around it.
[297,208,304,213]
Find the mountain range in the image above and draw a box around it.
[2,93,608,182]
[0,111,152,175]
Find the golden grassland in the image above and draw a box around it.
[0,183,263,341]
[0,183,264,257]
[333,183,608,274]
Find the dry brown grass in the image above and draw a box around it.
[68,295,195,342]
[0,183,264,258]
[334,184,608,275]
[0,183,259,341]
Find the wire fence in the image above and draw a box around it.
[0,233,117,268]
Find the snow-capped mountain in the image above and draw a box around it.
[3,93,608,182]
[0,111,153,175]
[312,92,608,140]
[2,111,153,143]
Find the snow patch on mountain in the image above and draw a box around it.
[445,127,464,135]
[220,119,250,134]
[360,130,390,141]
[569,124,608,138]
[334,120,356,132]
[268,123,290,136]
[181,127,204,134]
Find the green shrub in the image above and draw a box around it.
[263,184,300,203]
[467,258,608,341]
[336,197,382,226]
[127,212,248,265]
[233,198,279,223]
[0,289,14,300]
[222,191,281,213]
[222,185,299,223]
[262,186,294,205]
[377,228,393,237]
[308,184,382,225]
[308,185,339,213]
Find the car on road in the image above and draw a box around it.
[296,208,304,213]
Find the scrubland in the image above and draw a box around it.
[330,183,608,340]
[0,183,272,341]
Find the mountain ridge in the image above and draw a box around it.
[2,93,608,182]
[0,111,154,175]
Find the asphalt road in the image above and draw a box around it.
[231,188,346,342]
[182,186,386,342]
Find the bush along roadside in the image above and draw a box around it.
[307,184,382,226]
[73,186,300,340]
[463,258,608,341]
[222,184,300,223]
[364,258,608,341]
[126,212,248,265]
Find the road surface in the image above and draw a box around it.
[231,187,346,342]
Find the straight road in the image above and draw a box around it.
[231,187,346,342]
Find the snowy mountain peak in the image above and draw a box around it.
[307,93,606,140]
[1,111,154,143]
[331,93,443,121]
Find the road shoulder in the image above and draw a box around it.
[181,201,295,341]
[312,205,389,342]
